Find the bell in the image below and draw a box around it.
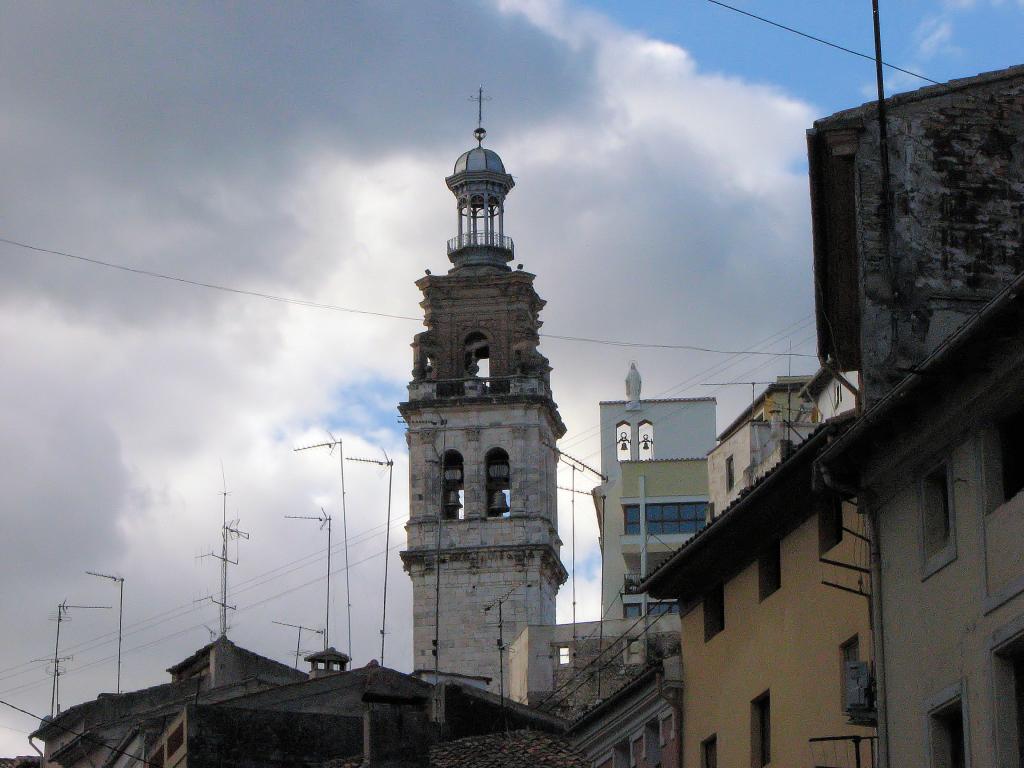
[444,467,463,482]
[618,432,630,452]
[640,436,653,451]
[444,490,463,510]
[488,462,510,480]
[488,491,509,515]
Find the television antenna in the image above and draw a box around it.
[199,463,248,638]
[284,508,333,651]
[85,570,125,693]
[47,600,110,715]
[345,450,394,666]
[483,582,531,731]
[294,433,352,657]
[272,620,325,669]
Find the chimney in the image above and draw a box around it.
[304,647,351,679]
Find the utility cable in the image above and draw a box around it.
[702,0,941,85]
[1,236,815,358]
[0,698,160,768]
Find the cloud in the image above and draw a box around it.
[0,0,818,751]
[915,17,958,60]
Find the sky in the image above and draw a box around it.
[1,0,1021,755]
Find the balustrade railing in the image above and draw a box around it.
[447,232,514,255]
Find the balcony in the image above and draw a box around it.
[447,232,514,257]
[624,571,644,594]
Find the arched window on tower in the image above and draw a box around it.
[464,332,490,378]
[638,420,654,461]
[616,421,631,462]
[442,450,465,521]
[485,448,511,518]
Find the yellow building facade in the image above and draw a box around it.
[644,425,876,768]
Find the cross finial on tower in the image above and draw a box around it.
[470,85,491,145]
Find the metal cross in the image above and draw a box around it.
[469,85,491,129]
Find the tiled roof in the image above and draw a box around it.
[429,730,589,768]
[0,757,39,768]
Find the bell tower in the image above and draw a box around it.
[399,118,566,690]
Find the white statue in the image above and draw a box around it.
[625,362,642,402]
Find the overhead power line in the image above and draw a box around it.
[1,235,814,357]
[703,0,941,85]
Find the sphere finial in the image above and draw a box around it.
[474,126,487,146]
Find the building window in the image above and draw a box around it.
[624,602,643,619]
[617,421,631,462]
[648,601,679,616]
[442,450,465,520]
[751,691,771,767]
[704,583,725,641]
[999,407,1024,502]
[818,496,844,554]
[758,540,781,601]
[558,646,570,666]
[646,502,708,535]
[929,697,966,768]
[166,723,184,757]
[623,505,641,535]
[725,455,735,491]
[701,735,717,768]
[840,635,860,709]
[922,462,953,559]
[638,420,654,461]
[644,720,661,767]
[485,448,511,518]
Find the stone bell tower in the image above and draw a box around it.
[399,119,566,691]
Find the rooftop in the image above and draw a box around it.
[430,730,589,768]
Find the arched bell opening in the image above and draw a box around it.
[638,420,654,461]
[464,332,490,378]
[616,421,632,462]
[485,448,511,518]
[442,450,465,521]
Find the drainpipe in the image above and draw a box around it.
[27,736,43,760]
[819,466,889,768]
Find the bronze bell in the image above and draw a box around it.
[488,491,509,515]
[444,490,463,510]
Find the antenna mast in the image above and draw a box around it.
[345,451,395,666]
[202,464,248,638]
[272,620,324,669]
[47,601,110,715]
[85,571,125,693]
[294,434,352,657]
[284,508,332,650]
[483,582,530,731]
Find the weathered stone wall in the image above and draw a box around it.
[816,66,1024,405]
[401,261,566,695]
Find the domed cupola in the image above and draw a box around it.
[444,91,515,273]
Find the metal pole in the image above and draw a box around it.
[338,445,352,657]
[380,456,394,666]
[434,421,447,679]
[498,598,505,731]
[872,0,896,293]
[116,580,123,693]
[295,627,303,669]
[571,464,577,653]
[220,487,228,637]
[326,514,332,651]
[50,604,62,717]
[597,492,606,698]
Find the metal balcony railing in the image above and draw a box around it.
[447,232,514,255]
[624,572,644,594]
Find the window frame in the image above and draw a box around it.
[725,455,735,491]
[703,583,725,642]
[818,495,844,554]
[840,634,860,712]
[925,683,969,768]
[751,690,771,768]
[758,540,782,601]
[701,734,717,768]
[920,459,957,578]
[623,504,641,536]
